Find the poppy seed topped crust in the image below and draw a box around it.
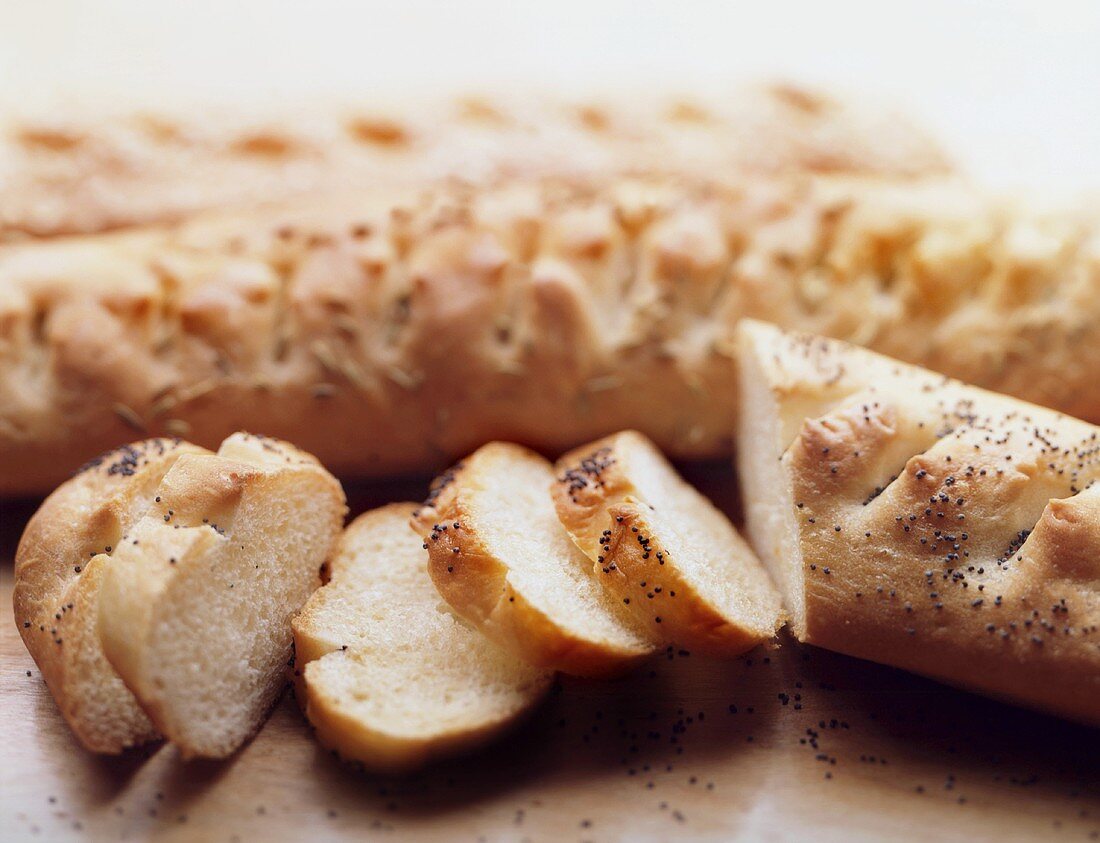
[736,319,1100,725]
[14,432,346,756]
[553,431,783,657]
[13,437,208,753]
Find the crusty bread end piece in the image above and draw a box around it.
[96,433,346,758]
[736,319,1100,725]
[553,431,783,657]
[293,503,553,773]
[412,443,654,678]
[13,438,209,753]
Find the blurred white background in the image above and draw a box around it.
[3,0,1098,196]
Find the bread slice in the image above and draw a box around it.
[293,503,553,772]
[96,433,345,758]
[13,438,209,753]
[736,319,1100,725]
[411,443,654,677]
[552,431,783,657]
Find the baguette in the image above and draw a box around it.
[293,503,553,772]
[2,175,1098,496]
[0,85,951,240]
[13,437,207,752]
[553,431,783,656]
[735,319,1100,725]
[412,443,654,677]
[98,432,345,758]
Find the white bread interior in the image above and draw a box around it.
[553,431,783,656]
[97,432,345,758]
[293,503,553,773]
[412,442,654,677]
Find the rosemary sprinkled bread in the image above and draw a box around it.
[293,503,553,772]
[96,433,345,758]
[14,437,208,753]
[3,176,1099,498]
[1,85,949,240]
[412,443,654,677]
[553,431,783,656]
[736,319,1100,725]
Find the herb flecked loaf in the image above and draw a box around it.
[0,85,949,240]
[1,173,1097,495]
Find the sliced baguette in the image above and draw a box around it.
[293,503,553,772]
[13,437,209,753]
[553,431,783,656]
[412,443,654,677]
[736,319,1100,725]
[97,433,346,758]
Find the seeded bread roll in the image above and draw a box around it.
[553,431,783,656]
[13,437,207,752]
[98,432,345,758]
[293,503,553,773]
[412,443,654,677]
[1,176,1098,497]
[0,85,950,241]
[736,320,1100,725]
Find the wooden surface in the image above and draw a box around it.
[1,465,1098,843]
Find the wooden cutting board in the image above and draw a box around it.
[2,466,1097,842]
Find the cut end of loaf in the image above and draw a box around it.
[735,321,810,638]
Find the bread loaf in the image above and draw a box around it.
[1,175,1098,496]
[0,85,950,241]
[293,503,553,772]
[412,443,654,677]
[553,431,783,656]
[736,319,1100,725]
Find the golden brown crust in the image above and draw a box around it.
[412,444,652,678]
[1,176,1098,496]
[13,437,209,752]
[301,650,542,775]
[596,503,766,656]
[0,86,951,240]
[553,431,782,656]
[738,320,1100,725]
[552,435,635,560]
